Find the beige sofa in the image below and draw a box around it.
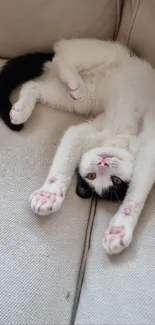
[1,1,155,324]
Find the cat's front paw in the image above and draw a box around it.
[30,179,65,216]
[69,82,85,100]
[10,101,33,125]
[102,213,133,255]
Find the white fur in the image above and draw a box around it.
[10,39,155,254]
[79,147,134,195]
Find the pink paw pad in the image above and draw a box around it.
[49,194,56,203]
[111,227,125,238]
[111,227,121,234]
[40,197,47,204]
[124,208,131,215]
[49,177,57,183]
[120,230,125,237]
[36,194,47,204]
[70,93,77,100]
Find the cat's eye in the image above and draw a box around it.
[111,176,122,185]
[86,173,96,180]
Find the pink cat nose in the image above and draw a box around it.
[103,162,109,167]
[97,161,109,168]
[97,155,111,167]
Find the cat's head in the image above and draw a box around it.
[76,146,134,202]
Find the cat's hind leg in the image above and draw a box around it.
[10,81,40,125]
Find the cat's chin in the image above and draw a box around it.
[95,146,133,161]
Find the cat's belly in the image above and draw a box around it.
[38,70,104,116]
[85,130,138,156]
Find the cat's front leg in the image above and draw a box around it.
[30,175,68,216]
[102,202,141,254]
[53,54,86,100]
[30,122,92,216]
[103,135,155,255]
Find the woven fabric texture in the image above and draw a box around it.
[0,75,91,324]
[0,0,119,58]
[76,192,155,324]
[118,0,155,67]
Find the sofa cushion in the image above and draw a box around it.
[118,0,155,67]
[75,194,155,324]
[0,0,121,58]
[0,67,93,323]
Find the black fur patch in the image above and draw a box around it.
[76,172,129,202]
[0,52,55,130]
[76,173,93,199]
[99,181,129,202]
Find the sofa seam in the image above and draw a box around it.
[125,0,140,45]
[69,197,97,325]
[114,0,124,40]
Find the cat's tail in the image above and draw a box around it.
[0,52,55,131]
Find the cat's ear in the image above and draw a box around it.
[76,172,93,199]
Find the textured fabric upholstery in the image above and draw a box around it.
[0,0,120,58]
[0,77,92,324]
[2,1,155,324]
[75,195,155,324]
[0,1,121,322]
[118,0,155,67]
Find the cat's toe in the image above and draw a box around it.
[69,84,85,100]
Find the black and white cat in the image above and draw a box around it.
[1,38,155,255]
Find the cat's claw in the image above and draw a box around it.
[10,101,33,124]
[30,185,64,216]
[102,214,133,254]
